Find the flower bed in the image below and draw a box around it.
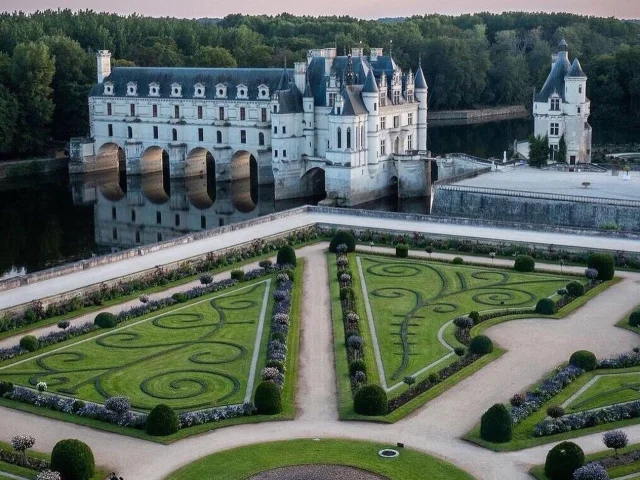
[0,447,49,472]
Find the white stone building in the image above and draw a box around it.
[533,39,592,164]
[71,47,430,206]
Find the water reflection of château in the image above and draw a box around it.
[70,170,301,249]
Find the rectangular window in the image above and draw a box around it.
[407,113,413,125]
[108,124,113,137]
[274,150,278,158]
[374,103,377,111]
[153,126,158,139]
[219,107,224,120]
[201,215,206,229]
[380,117,386,130]
[240,107,246,121]
[393,91,400,104]
[112,228,117,240]
[135,231,141,243]
[329,92,337,107]
[261,108,267,122]
[380,139,386,156]
[107,103,112,116]
[282,126,286,134]
[380,94,386,107]
[130,103,135,116]
[393,115,400,128]
[283,149,287,157]
[274,126,278,134]
[175,214,180,227]
[197,106,203,119]
[550,123,560,136]
[550,98,560,111]
[157,232,162,242]
[407,91,413,102]
[579,86,583,94]
[408,134,413,151]
[156,211,161,224]
[240,130,246,144]
[577,107,581,114]
[273,105,277,113]
[131,210,136,222]
[111,207,116,220]
[152,104,158,117]
[198,128,204,142]
[174,105,180,118]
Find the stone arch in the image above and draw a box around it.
[230,150,258,182]
[97,142,125,171]
[300,167,326,199]
[140,146,169,175]
[389,175,399,198]
[185,147,215,178]
[186,148,216,208]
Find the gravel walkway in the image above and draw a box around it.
[247,465,387,480]
[1,243,640,480]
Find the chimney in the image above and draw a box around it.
[97,50,111,84]
[351,47,364,57]
[370,48,383,61]
[294,62,306,93]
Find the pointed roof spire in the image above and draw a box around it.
[415,57,427,90]
[345,54,355,86]
[567,58,586,78]
[559,38,568,52]
[362,68,379,93]
[277,64,289,91]
[303,73,313,98]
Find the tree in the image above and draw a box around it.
[0,86,19,155]
[528,134,549,167]
[10,41,55,155]
[603,430,628,457]
[558,134,567,163]
[191,46,237,68]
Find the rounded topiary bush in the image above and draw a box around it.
[587,253,615,281]
[469,335,494,355]
[566,281,585,297]
[265,360,285,373]
[353,384,388,416]
[19,335,39,352]
[50,439,95,480]
[329,231,356,253]
[94,312,117,328]
[480,403,512,443]
[452,257,464,265]
[146,404,179,436]
[514,255,535,272]
[171,292,188,303]
[276,245,297,267]
[569,350,598,372]
[536,298,557,315]
[349,359,366,376]
[254,381,282,415]
[230,269,245,281]
[544,441,585,480]
[629,311,640,327]
[395,244,408,258]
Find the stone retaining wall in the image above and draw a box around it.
[429,106,527,121]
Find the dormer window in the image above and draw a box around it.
[406,89,414,102]
[215,84,227,98]
[550,97,560,111]
[170,83,182,98]
[126,82,138,96]
[257,84,269,99]
[104,82,114,96]
[149,82,160,97]
[194,83,205,98]
[236,84,248,99]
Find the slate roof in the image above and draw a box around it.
[415,65,427,89]
[567,58,586,78]
[535,52,571,102]
[338,85,367,116]
[90,67,290,99]
[362,68,379,93]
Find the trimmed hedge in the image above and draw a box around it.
[19,335,39,352]
[146,404,179,436]
[469,335,493,355]
[94,312,117,328]
[566,281,585,297]
[536,298,557,315]
[276,245,297,267]
[395,244,409,258]
[353,384,388,416]
[50,439,95,480]
[629,310,640,327]
[349,360,366,376]
[452,257,464,265]
[514,255,535,272]
[254,381,282,415]
[230,269,245,281]
[588,253,615,281]
[569,350,597,372]
[480,403,512,443]
[544,441,584,480]
[329,231,356,253]
[171,292,188,303]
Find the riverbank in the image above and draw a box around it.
[0,157,69,179]
[428,106,528,126]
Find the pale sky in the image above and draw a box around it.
[1,0,638,19]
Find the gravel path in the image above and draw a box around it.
[1,243,640,480]
[247,465,387,480]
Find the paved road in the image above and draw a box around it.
[2,210,640,311]
[3,244,640,479]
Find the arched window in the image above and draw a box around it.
[172,128,177,142]
[127,126,132,139]
[216,131,222,144]
[346,127,351,149]
[337,127,342,149]
[259,132,265,146]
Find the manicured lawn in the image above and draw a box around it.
[165,439,476,480]
[356,255,572,390]
[567,371,640,412]
[0,280,273,411]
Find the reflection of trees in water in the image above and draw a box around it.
[0,174,94,275]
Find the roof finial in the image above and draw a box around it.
[418,54,422,68]
[389,39,393,57]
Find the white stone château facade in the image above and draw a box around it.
[533,39,592,164]
[71,47,430,206]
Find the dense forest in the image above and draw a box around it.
[0,10,639,158]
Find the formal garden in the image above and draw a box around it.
[0,246,302,443]
[327,231,614,422]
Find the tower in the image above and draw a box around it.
[96,50,111,83]
[361,68,379,165]
[415,59,428,152]
[303,77,315,156]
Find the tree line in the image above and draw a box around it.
[0,10,639,158]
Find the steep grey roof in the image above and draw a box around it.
[559,38,568,50]
[567,58,586,78]
[362,68,379,93]
[415,64,427,89]
[277,68,290,91]
[90,67,290,99]
[303,79,313,98]
[339,85,367,116]
[277,82,303,114]
[535,52,571,102]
